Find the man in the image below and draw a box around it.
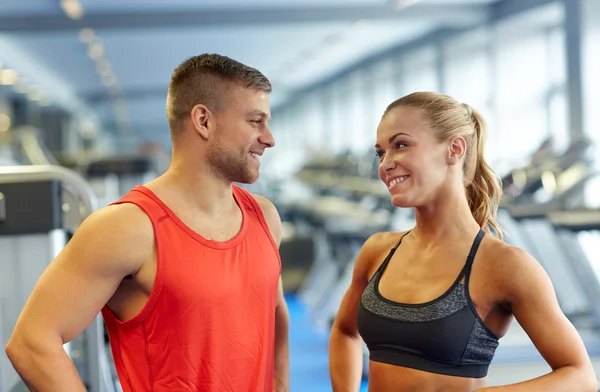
[5,53,290,392]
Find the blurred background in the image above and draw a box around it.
[1,0,600,391]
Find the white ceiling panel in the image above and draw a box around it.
[96,23,348,93]
[80,0,388,13]
[0,0,62,16]
[9,33,104,93]
[272,21,436,89]
[423,0,497,3]
[0,0,501,140]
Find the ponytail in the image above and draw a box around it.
[465,107,503,240]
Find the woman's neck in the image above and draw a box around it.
[411,186,481,248]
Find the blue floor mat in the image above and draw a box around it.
[287,295,368,391]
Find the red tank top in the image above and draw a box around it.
[101,184,281,392]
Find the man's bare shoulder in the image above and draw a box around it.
[250,193,282,245]
[85,203,153,235]
[250,193,278,216]
[69,203,155,270]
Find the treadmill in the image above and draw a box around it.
[85,155,159,207]
[501,138,600,328]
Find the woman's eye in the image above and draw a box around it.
[396,142,407,149]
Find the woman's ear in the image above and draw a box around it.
[447,136,467,166]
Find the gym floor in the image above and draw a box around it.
[287,295,369,391]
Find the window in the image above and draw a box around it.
[400,46,438,95]
[583,0,600,169]
[326,80,347,154]
[368,58,397,135]
[491,23,562,174]
[346,70,369,153]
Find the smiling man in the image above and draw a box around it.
[6,54,290,392]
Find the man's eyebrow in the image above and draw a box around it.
[249,110,270,119]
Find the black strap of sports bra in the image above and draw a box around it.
[464,229,486,286]
[392,231,411,251]
[376,230,411,273]
[376,229,485,280]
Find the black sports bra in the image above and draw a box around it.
[356,229,500,378]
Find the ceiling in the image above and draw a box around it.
[0,0,501,146]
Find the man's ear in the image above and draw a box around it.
[447,136,467,166]
[190,104,213,139]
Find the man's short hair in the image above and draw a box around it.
[166,53,272,132]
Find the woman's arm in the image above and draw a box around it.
[478,246,597,391]
[329,232,392,392]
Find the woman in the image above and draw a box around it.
[328,92,597,391]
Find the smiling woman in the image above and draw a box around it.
[328,91,598,392]
[376,92,503,238]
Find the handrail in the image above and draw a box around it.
[0,165,112,391]
[0,165,98,215]
[19,127,59,166]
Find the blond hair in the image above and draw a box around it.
[384,92,503,239]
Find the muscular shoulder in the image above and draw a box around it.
[250,193,278,219]
[86,203,154,238]
[483,239,547,305]
[250,194,282,246]
[70,203,154,274]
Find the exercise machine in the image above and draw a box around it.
[85,155,159,207]
[0,165,116,392]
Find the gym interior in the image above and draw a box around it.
[1,0,600,390]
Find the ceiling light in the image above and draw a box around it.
[79,28,95,43]
[87,42,104,60]
[108,84,121,96]
[60,0,84,20]
[101,73,117,87]
[396,0,422,9]
[13,81,28,94]
[541,171,557,194]
[28,89,45,102]
[0,114,10,133]
[0,69,17,86]
[96,60,112,76]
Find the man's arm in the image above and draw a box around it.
[252,194,290,392]
[478,246,597,391]
[274,276,290,391]
[4,204,153,392]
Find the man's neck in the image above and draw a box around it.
[151,163,237,217]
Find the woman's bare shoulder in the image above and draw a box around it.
[355,230,410,276]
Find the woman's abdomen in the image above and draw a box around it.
[367,360,488,392]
